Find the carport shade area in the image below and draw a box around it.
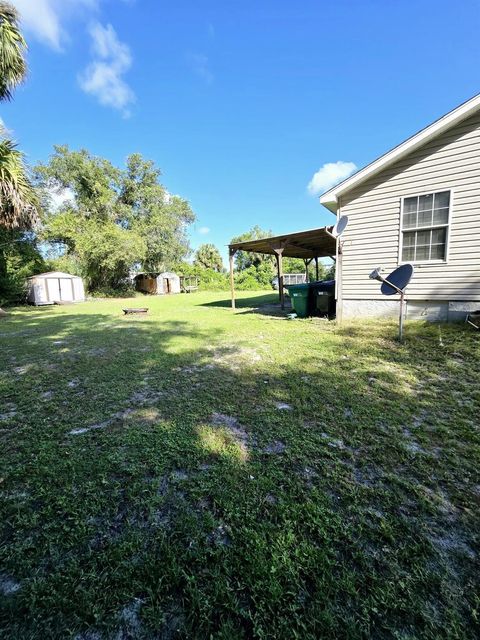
[228,226,337,309]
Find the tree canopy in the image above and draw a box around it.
[36,146,196,291]
[194,243,223,272]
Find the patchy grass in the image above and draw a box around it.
[0,291,479,639]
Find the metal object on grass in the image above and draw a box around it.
[122,308,149,315]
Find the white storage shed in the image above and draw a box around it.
[157,272,181,294]
[27,272,85,306]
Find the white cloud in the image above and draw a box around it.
[0,116,13,136]
[187,53,214,85]
[79,22,135,116]
[12,0,97,51]
[198,226,210,235]
[307,161,357,196]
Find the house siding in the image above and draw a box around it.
[338,110,480,317]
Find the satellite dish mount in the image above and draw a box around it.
[325,215,349,255]
[369,264,414,341]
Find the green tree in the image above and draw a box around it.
[74,222,146,291]
[0,227,45,304]
[0,3,39,230]
[119,154,194,271]
[36,147,195,291]
[230,225,274,271]
[194,243,223,272]
[36,146,120,221]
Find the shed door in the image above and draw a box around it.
[34,282,48,304]
[47,278,60,302]
[59,278,74,301]
[73,278,84,301]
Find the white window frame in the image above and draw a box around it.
[398,188,452,265]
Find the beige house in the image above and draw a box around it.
[320,94,480,322]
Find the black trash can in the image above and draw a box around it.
[309,280,336,318]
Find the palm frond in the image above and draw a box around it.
[0,2,27,101]
[0,138,39,229]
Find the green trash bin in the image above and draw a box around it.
[286,283,310,318]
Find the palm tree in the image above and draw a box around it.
[0,138,38,227]
[0,2,27,100]
[0,2,39,230]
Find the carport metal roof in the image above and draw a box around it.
[228,225,337,310]
[228,225,337,260]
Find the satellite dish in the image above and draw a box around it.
[331,215,349,238]
[368,263,414,341]
[380,264,414,296]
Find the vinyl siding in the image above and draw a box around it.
[339,110,480,302]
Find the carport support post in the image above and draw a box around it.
[315,257,319,281]
[303,258,312,283]
[229,248,236,309]
[273,245,285,309]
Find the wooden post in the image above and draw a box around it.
[229,248,236,309]
[303,258,312,283]
[279,251,284,310]
[275,253,282,303]
[315,257,319,281]
[272,245,286,309]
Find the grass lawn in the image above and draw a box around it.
[0,291,479,639]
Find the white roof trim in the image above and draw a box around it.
[320,93,480,212]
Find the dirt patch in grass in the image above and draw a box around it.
[0,574,20,595]
[114,598,144,639]
[351,465,382,488]
[428,531,476,560]
[210,412,249,444]
[263,440,286,454]
[12,364,33,376]
[209,344,262,369]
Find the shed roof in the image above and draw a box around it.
[229,225,336,259]
[28,271,81,279]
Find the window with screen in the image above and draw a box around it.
[401,191,450,262]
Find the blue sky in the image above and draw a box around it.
[6,0,480,264]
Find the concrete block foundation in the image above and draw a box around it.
[342,299,478,323]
